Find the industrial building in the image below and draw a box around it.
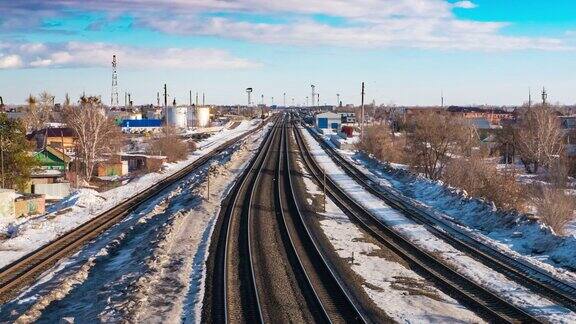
[315,112,341,130]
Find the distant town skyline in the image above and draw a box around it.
[1,0,576,106]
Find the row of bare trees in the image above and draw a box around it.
[357,107,574,234]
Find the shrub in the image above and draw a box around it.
[533,188,575,235]
[148,126,192,162]
[356,124,405,164]
[442,156,526,212]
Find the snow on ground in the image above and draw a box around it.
[127,123,271,323]
[324,134,576,278]
[297,161,484,323]
[300,125,576,322]
[0,119,262,269]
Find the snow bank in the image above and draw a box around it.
[0,119,262,269]
[298,166,484,323]
[344,147,576,273]
[300,126,576,322]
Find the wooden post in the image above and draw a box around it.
[323,168,326,212]
[207,166,210,201]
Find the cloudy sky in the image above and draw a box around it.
[0,0,575,106]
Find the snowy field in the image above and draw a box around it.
[0,119,262,269]
[300,125,576,322]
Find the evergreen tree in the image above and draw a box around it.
[0,113,39,191]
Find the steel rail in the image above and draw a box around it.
[0,120,267,305]
[303,121,576,313]
[279,118,368,323]
[292,121,541,323]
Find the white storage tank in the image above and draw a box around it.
[165,106,187,128]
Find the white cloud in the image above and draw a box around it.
[0,54,23,69]
[453,1,477,9]
[0,42,259,69]
[0,0,570,52]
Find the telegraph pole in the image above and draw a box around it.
[163,84,167,107]
[361,82,365,140]
[323,169,326,212]
[283,92,286,107]
[337,93,340,107]
[189,90,192,106]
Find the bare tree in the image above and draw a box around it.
[442,155,526,211]
[533,187,575,235]
[405,112,475,180]
[356,123,405,164]
[64,95,123,182]
[24,92,54,132]
[148,126,194,163]
[514,105,564,173]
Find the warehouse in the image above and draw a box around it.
[315,112,341,130]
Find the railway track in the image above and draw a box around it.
[0,120,266,305]
[301,119,576,313]
[206,115,365,323]
[292,120,541,323]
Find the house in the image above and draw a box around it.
[34,146,71,171]
[315,112,341,130]
[95,160,129,177]
[338,112,356,124]
[27,127,76,156]
[121,153,167,172]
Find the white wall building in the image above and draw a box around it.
[315,112,341,130]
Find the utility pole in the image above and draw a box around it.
[283,93,286,107]
[528,87,532,108]
[292,98,295,107]
[189,90,192,106]
[0,133,4,189]
[196,92,199,106]
[261,94,264,105]
[306,96,309,106]
[317,94,320,107]
[206,166,211,201]
[542,87,547,106]
[128,93,131,107]
[337,93,340,107]
[163,84,167,107]
[271,97,274,106]
[323,169,326,212]
[361,82,365,141]
[157,92,160,107]
[203,93,206,106]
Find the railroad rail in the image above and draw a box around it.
[0,120,267,304]
[292,120,541,323]
[301,120,576,313]
[208,116,278,323]
[279,119,367,323]
[206,115,366,323]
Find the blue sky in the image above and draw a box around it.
[0,0,575,106]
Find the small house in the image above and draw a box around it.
[315,112,341,130]
[34,146,71,171]
[27,127,76,156]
